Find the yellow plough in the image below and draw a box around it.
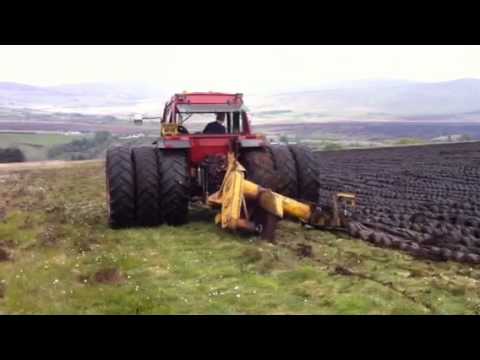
[208,152,356,240]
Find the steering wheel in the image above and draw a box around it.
[178,125,189,134]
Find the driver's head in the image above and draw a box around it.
[216,113,225,123]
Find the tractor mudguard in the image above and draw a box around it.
[155,139,191,149]
[238,138,266,148]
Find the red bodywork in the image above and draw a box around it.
[160,92,266,167]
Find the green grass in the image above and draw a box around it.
[390,138,427,146]
[1,163,480,314]
[0,133,91,161]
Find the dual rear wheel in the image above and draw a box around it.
[241,144,320,203]
[106,143,320,228]
[106,145,189,228]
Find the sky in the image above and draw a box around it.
[0,45,479,93]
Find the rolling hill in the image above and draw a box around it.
[1,79,480,122]
[252,78,480,121]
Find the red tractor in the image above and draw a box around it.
[105,92,321,230]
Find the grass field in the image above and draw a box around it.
[1,162,480,314]
[0,133,90,161]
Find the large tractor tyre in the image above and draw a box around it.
[157,150,190,226]
[105,146,136,228]
[288,145,320,203]
[268,145,299,198]
[132,146,162,227]
[239,148,277,190]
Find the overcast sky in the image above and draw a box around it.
[0,45,479,93]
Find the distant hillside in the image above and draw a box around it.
[258,78,480,121]
[1,79,480,122]
[0,81,165,110]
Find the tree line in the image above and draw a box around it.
[0,148,25,163]
[47,131,112,160]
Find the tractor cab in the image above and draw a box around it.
[156,92,267,166]
[161,92,252,136]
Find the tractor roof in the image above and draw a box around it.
[172,92,244,105]
[177,103,248,113]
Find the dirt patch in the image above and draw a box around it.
[19,216,33,230]
[0,159,101,173]
[0,248,12,262]
[93,268,125,285]
[0,283,5,298]
[45,205,68,224]
[74,238,96,253]
[241,248,263,263]
[333,265,354,276]
[296,243,313,258]
[37,226,64,247]
[0,240,16,249]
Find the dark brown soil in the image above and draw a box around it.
[296,243,313,258]
[0,240,15,249]
[316,141,480,264]
[19,216,33,230]
[93,268,125,285]
[333,265,354,276]
[37,226,62,247]
[0,248,12,262]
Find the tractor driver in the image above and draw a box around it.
[203,113,226,134]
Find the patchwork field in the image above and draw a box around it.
[0,133,90,161]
